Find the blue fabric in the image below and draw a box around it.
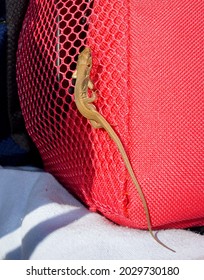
[0,137,31,166]
[0,137,26,156]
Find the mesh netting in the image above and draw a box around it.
[16,0,204,229]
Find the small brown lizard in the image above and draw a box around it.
[72,47,175,253]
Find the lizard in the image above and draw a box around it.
[72,47,175,253]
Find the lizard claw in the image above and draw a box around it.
[72,70,77,79]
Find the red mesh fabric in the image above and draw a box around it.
[16,0,204,229]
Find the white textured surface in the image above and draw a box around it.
[0,167,203,260]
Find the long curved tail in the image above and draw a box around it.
[98,114,175,252]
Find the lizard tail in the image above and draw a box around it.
[98,115,175,252]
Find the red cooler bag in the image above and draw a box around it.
[16,0,204,230]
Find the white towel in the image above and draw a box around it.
[0,166,203,260]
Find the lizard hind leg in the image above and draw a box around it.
[90,119,103,129]
[88,90,97,103]
[83,90,97,104]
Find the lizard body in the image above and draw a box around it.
[72,47,175,253]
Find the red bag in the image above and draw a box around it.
[16,0,204,230]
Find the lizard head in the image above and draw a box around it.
[72,47,94,94]
[77,47,92,69]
